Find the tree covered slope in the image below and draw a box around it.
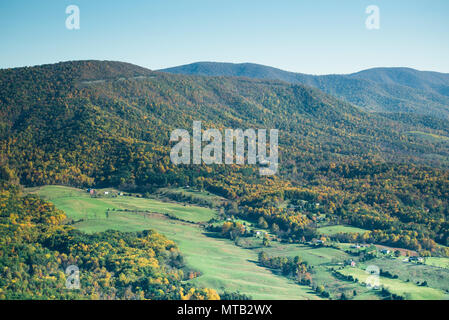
[1,60,449,254]
[161,62,449,118]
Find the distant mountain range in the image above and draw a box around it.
[160,62,449,118]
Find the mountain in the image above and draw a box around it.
[1,60,449,253]
[2,60,448,187]
[160,62,449,118]
[351,67,449,94]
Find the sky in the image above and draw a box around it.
[0,0,448,75]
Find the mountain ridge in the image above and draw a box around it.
[2,59,448,188]
[160,62,449,118]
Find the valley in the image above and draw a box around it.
[27,186,320,300]
[25,185,449,300]
[1,0,448,304]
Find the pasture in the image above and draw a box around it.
[26,185,320,300]
[27,185,216,223]
[425,257,449,269]
[338,266,449,300]
[318,225,368,236]
[25,185,449,300]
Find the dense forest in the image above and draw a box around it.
[1,60,449,272]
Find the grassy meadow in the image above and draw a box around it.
[26,185,320,300]
[338,266,449,300]
[25,185,449,300]
[318,225,368,236]
[27,185,215,223]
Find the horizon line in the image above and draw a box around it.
[1,59,449,76]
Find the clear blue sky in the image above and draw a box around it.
[1,0,448,74]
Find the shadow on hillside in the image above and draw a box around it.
[202,231,224,239]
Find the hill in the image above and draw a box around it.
[160,62,449,118]
[1,60,449,255]
[351,67,449,94]
[2,60,448,185]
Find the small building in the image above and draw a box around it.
[409,256,424,263]
[104,191,109,195]
[345,259,356,267]
[380,249,391,255]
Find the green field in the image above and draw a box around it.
[25,185,449,300]
[407,131,449,142]
[425,257,449,269]
[27,185,216,223]
[338,267,449,300]
[258,244,350,265]
[253,242,380,300]
[318,225,368,236]
[366,258,449,294]
[157,187,226,206]
[26,185,320,300]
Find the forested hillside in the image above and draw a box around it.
[161,62,449,118]
[1,60,449,259]
[0,168,219,300]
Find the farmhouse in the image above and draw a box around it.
[345,259,357,267]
